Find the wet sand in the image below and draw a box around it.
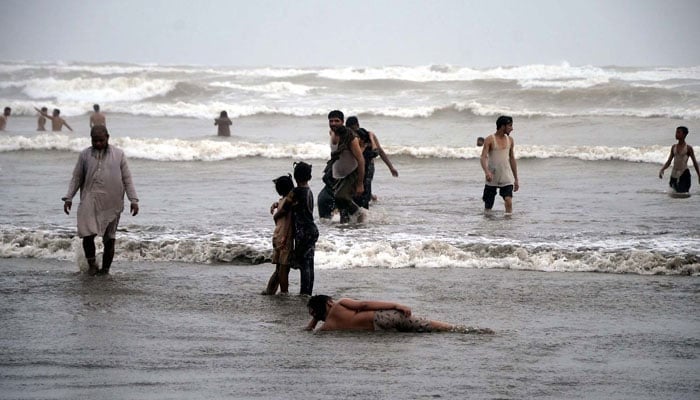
[1,258,698,399]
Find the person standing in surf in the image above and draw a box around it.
[90,104,106,128]
[34,107,73,132]
[659,126,699,193]
[37,107,48,131]
[345,116,399,209]
[0,107,10,131]
[317,110,366,223]
[215,110,232,137]
[289,161,318,296]
[262,174,295,295]
[62,125,139,276]
[480,115,519,215]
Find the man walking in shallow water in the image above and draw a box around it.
[480,115,519,215]
[62,126,139,275]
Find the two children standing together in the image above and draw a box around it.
[262,162,319,296]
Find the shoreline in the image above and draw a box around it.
[1,258,698,399]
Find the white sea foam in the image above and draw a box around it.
[209,81,317,96]
[0,134,670,163]
[2,227,697,276]
[14,77,177,102]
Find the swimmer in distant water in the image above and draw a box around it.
[90,104,106,128]
[37,107,48,131]
[305,295,493,334]
[35,107,73,132]
[659,126,699,193]
[215,111,232,137]
[0,107,10,131]
[476,136,484,147]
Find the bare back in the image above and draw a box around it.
[90,112,106,127]
[51,117,65,131]
[321,301,375,331]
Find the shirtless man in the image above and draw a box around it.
[35,107,73,132]
[90,104,106,128]
[37,107,48,131]
[0,107,10,131]
[305,295,493,334]
[480,115,519,214]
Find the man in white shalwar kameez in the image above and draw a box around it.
[62,126,139,275]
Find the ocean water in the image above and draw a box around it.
[0,61,699,397]
[0,61,698,274]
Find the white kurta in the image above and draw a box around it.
[62,145,138,238]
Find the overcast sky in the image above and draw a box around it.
[1,0,698,67]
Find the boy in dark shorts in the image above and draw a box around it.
[480,116,519,214]
[290,162,319,296]
[659,126,700,193]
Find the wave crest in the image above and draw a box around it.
[2,228,697,276]
[0,134,669,163]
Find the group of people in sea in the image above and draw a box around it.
[2,102,698,333]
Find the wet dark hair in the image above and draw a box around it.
[4,107,10,113]
[328,110,344,121]
[356,127,370,144]
[346,116,359,129]
[334,125,350,138]
[293,161,312,182]
[53,109,60,116]
[93,104,100,111]
[677,126,689,136]
[307,295,331,321]
[496,115,513,129]
[90,125,109,136]
[220,110,228,118]
[273,174,294,196]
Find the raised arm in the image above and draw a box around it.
[337,298,411,317]
[34,107,53,120]
[659,145,675,178]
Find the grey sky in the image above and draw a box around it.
[1,0,698,67]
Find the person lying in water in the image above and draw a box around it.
[305,295,493,334]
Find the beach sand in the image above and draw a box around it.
[1,258,698,399]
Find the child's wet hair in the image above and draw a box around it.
[307,295,331,321]
[293,161,312,182]
[273,174,294,196]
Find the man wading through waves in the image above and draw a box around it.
[62,125,139,275]
[317,110,366,223]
